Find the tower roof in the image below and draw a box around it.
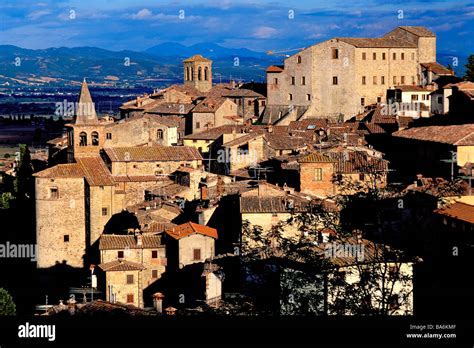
[75,78,98,125]
[183,54,212,63]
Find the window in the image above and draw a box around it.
[373,52,376,60]
[106,132,112,140]
[411,52,415,60]
[102,207,108,216]
[193,248,201,261]
[314,168,323,181]
[402,52,405,60]
[196,122,200,129]
[50,187,59,199]
[362,76,366,85]
[362,52,366,60]
[291,76,295,85]
[198,67,202,81]
[261,100,266,106]
[126,274,134,284]
[118,250,124,259]
[126,294,134,303]
[186,67,190,81]
[301,76,306,85]
[361,98,365,106]
[152,250,158,259]
[393,52,396,60]
[79,132,87,146]
[306,94,311,101]
[388,265,399,279]
[393,76,397,85]
[204,67,209,81]
[297,55,302,63]
[332,76,338,85]
[382,52,386,60]
[273,78,278,85]
[359,173,365,181]
[64,235,69,242]
[152,270,158,278]
[373,76,377,85]
[401,76,405,84]
[381,76,385,85]
[438,96,443,104]
[332,48,339,59]
[377,96,382,103]
[411,94,419,101]
[157,129,163,140]
[288,93,293,101]
[91,131,99,146]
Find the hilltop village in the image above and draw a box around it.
[25,26,474,315]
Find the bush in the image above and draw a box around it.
[0,288,16,315]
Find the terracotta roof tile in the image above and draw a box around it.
[420,62,453,75]
[103,146,203,162]
[393,125,474,145]
[165,222,218,240]
[266,65,284,73]
[99,234,163,250]
[98,259,146,272]
[76,157,115,186]
[434,202,474,224]
[183,54,211,63]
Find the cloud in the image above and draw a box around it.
[253,26,278,39]
[131,8,152,19]
[27,10,51,20]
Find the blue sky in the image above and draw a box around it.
[0,0,472,55]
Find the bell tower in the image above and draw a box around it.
[183,55,212,92]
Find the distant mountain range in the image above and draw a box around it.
[0,43,467,88]
[0,43,280,88]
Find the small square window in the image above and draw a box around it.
[314,168,323,181]
[332,48,339,59]
[152,250,158,259]
[291,76,295,85]
[126,274,134,284]
[301,76,306,85]
[64,235,69,242]
[118,250,124,259]
[401,53,405,60]
[362,52,366,60]
[362,76,366,85]
[373,52,376,60]
[152,270,158,278]
[273,78,278,85]
[333,76,338,85]
[306,94,311,101]
[393,52,396,60]
[382,52,386,60]
[102,207,108,216]
[361,98,365,106]
[106,133,112,140]
[50,187,59,199]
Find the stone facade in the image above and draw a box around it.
[266,26,437,121]
[183,55,212,93]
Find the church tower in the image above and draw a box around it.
[66,78,104,161]
[183,55,212,92]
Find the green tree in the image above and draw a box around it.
[464,54,474,82]
[0,192,14,209]
[14,144,33,200]
[0,288,16,315]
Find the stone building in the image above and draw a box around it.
[265,26,440,122]
[164,222,218,269]
[98,233,166,308]
[35,79,204,269]
[183,55,212,93]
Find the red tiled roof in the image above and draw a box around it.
[298,152,335,163]
[420,62,453,75]
[337,37,417,48]
[183,54,211,63]
[393,125,474,145]
[165,222,218,240]
[103,146,203,162]
[34,163,85,179]
[99,234,163,250]
[434,202,474,224]
[76,157,115,186]
[266,65,284,73]
[98,259,146,272]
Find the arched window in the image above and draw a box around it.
[204,67,209,81]
[198,67,202,81]
[191,68,194,81]
[91,131,99,146]
[297,55,302,64]
[79,132,87,146]
[157,129,163,140]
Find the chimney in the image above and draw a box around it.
[136,233,143,247]
[152,293,165,313]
